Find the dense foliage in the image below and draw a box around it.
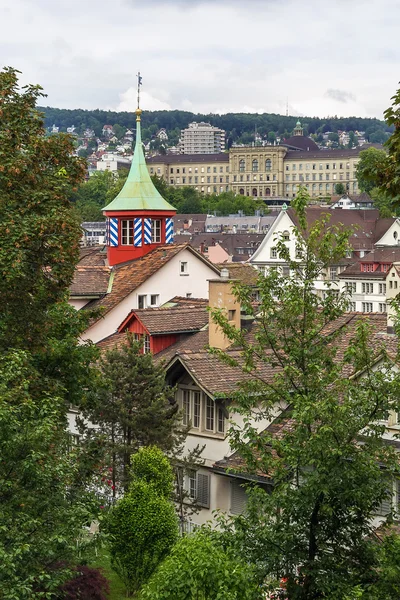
[207,188,400,599]
[73,170,268,221]
[40,105,391,147]
[140,529,261,600]
[355,84,400,210]
[0,67,102,598]
[104,447,179,597]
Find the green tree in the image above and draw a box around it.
[140,529,261,600]
[334,182,346,195]
[88,335,182,494]
[210,188,400,599]
[0,67,101,597]
[112,123,126,140]
[105,446,179,597]
[73,169,129,221]
[0,350,101,599]
[347,131,358,148]
[0,67,86,350]
[355,147,388,193]
[358,86,400,206]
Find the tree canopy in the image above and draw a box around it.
[207,188,400,599]
[0,67,101,598]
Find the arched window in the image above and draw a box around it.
[265,187,271,196]
[282,230,290,241]
[265,159,271,171]
[252,188,258,197]
[239,188,245,195]
[252,159,258,172]
[312,183,316,191]
[239,159,245,172]
[319,183,323,192]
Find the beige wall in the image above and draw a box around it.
[283,155,360,199]
[148,159,230,195]
[148,147,362,200]
[229,146,286,198]
[208,278,241,350]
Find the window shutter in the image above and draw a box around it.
[109,217,118,247]
[144,218,152,244]
[230,480,248,515]
[196,473,210,508]
[377,487,392,516]
[166,218,174,244]
[134,217,142,247]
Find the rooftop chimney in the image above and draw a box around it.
[208,270,241,350]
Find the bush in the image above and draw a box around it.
[104,447,179,597]
[59,565,110,600]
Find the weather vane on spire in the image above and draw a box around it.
[137,72,143,110]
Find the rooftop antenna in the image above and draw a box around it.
[137,71,143,110]
[286,96,289,117]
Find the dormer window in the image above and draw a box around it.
[362,263,374,272]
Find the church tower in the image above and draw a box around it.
[103,105,176,267]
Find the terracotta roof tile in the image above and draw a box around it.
[215,263,259,285]
[70,266,111,296]
[339,246,400,279]
[78,246,108,266]
[97,332,129,352]
[124,306,209,335]
[163,296,209,308]
[286,207,396,252]
[84,243,219,326]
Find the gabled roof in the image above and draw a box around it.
[117,306,209,335]
[166,349,278,397]
[163,312,390,398]
[250,208,397,262]
[103,111,175,212]
[83,243,220,326]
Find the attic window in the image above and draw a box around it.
[394,231,398,240]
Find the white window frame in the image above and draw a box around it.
[180,388,225,436]
[180,261,188,275]
[121,219,134,245]
[138,294,147,309]
[150,294,159,307]
[151,219,161,243]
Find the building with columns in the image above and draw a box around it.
[147,122,381,201]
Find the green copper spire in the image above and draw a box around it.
[103,109,175,212]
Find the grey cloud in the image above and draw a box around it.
[325,89,356,104]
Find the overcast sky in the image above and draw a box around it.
[1,0,399,119]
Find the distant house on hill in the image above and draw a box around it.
[102,125,114,137]
[331,192,374,210]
